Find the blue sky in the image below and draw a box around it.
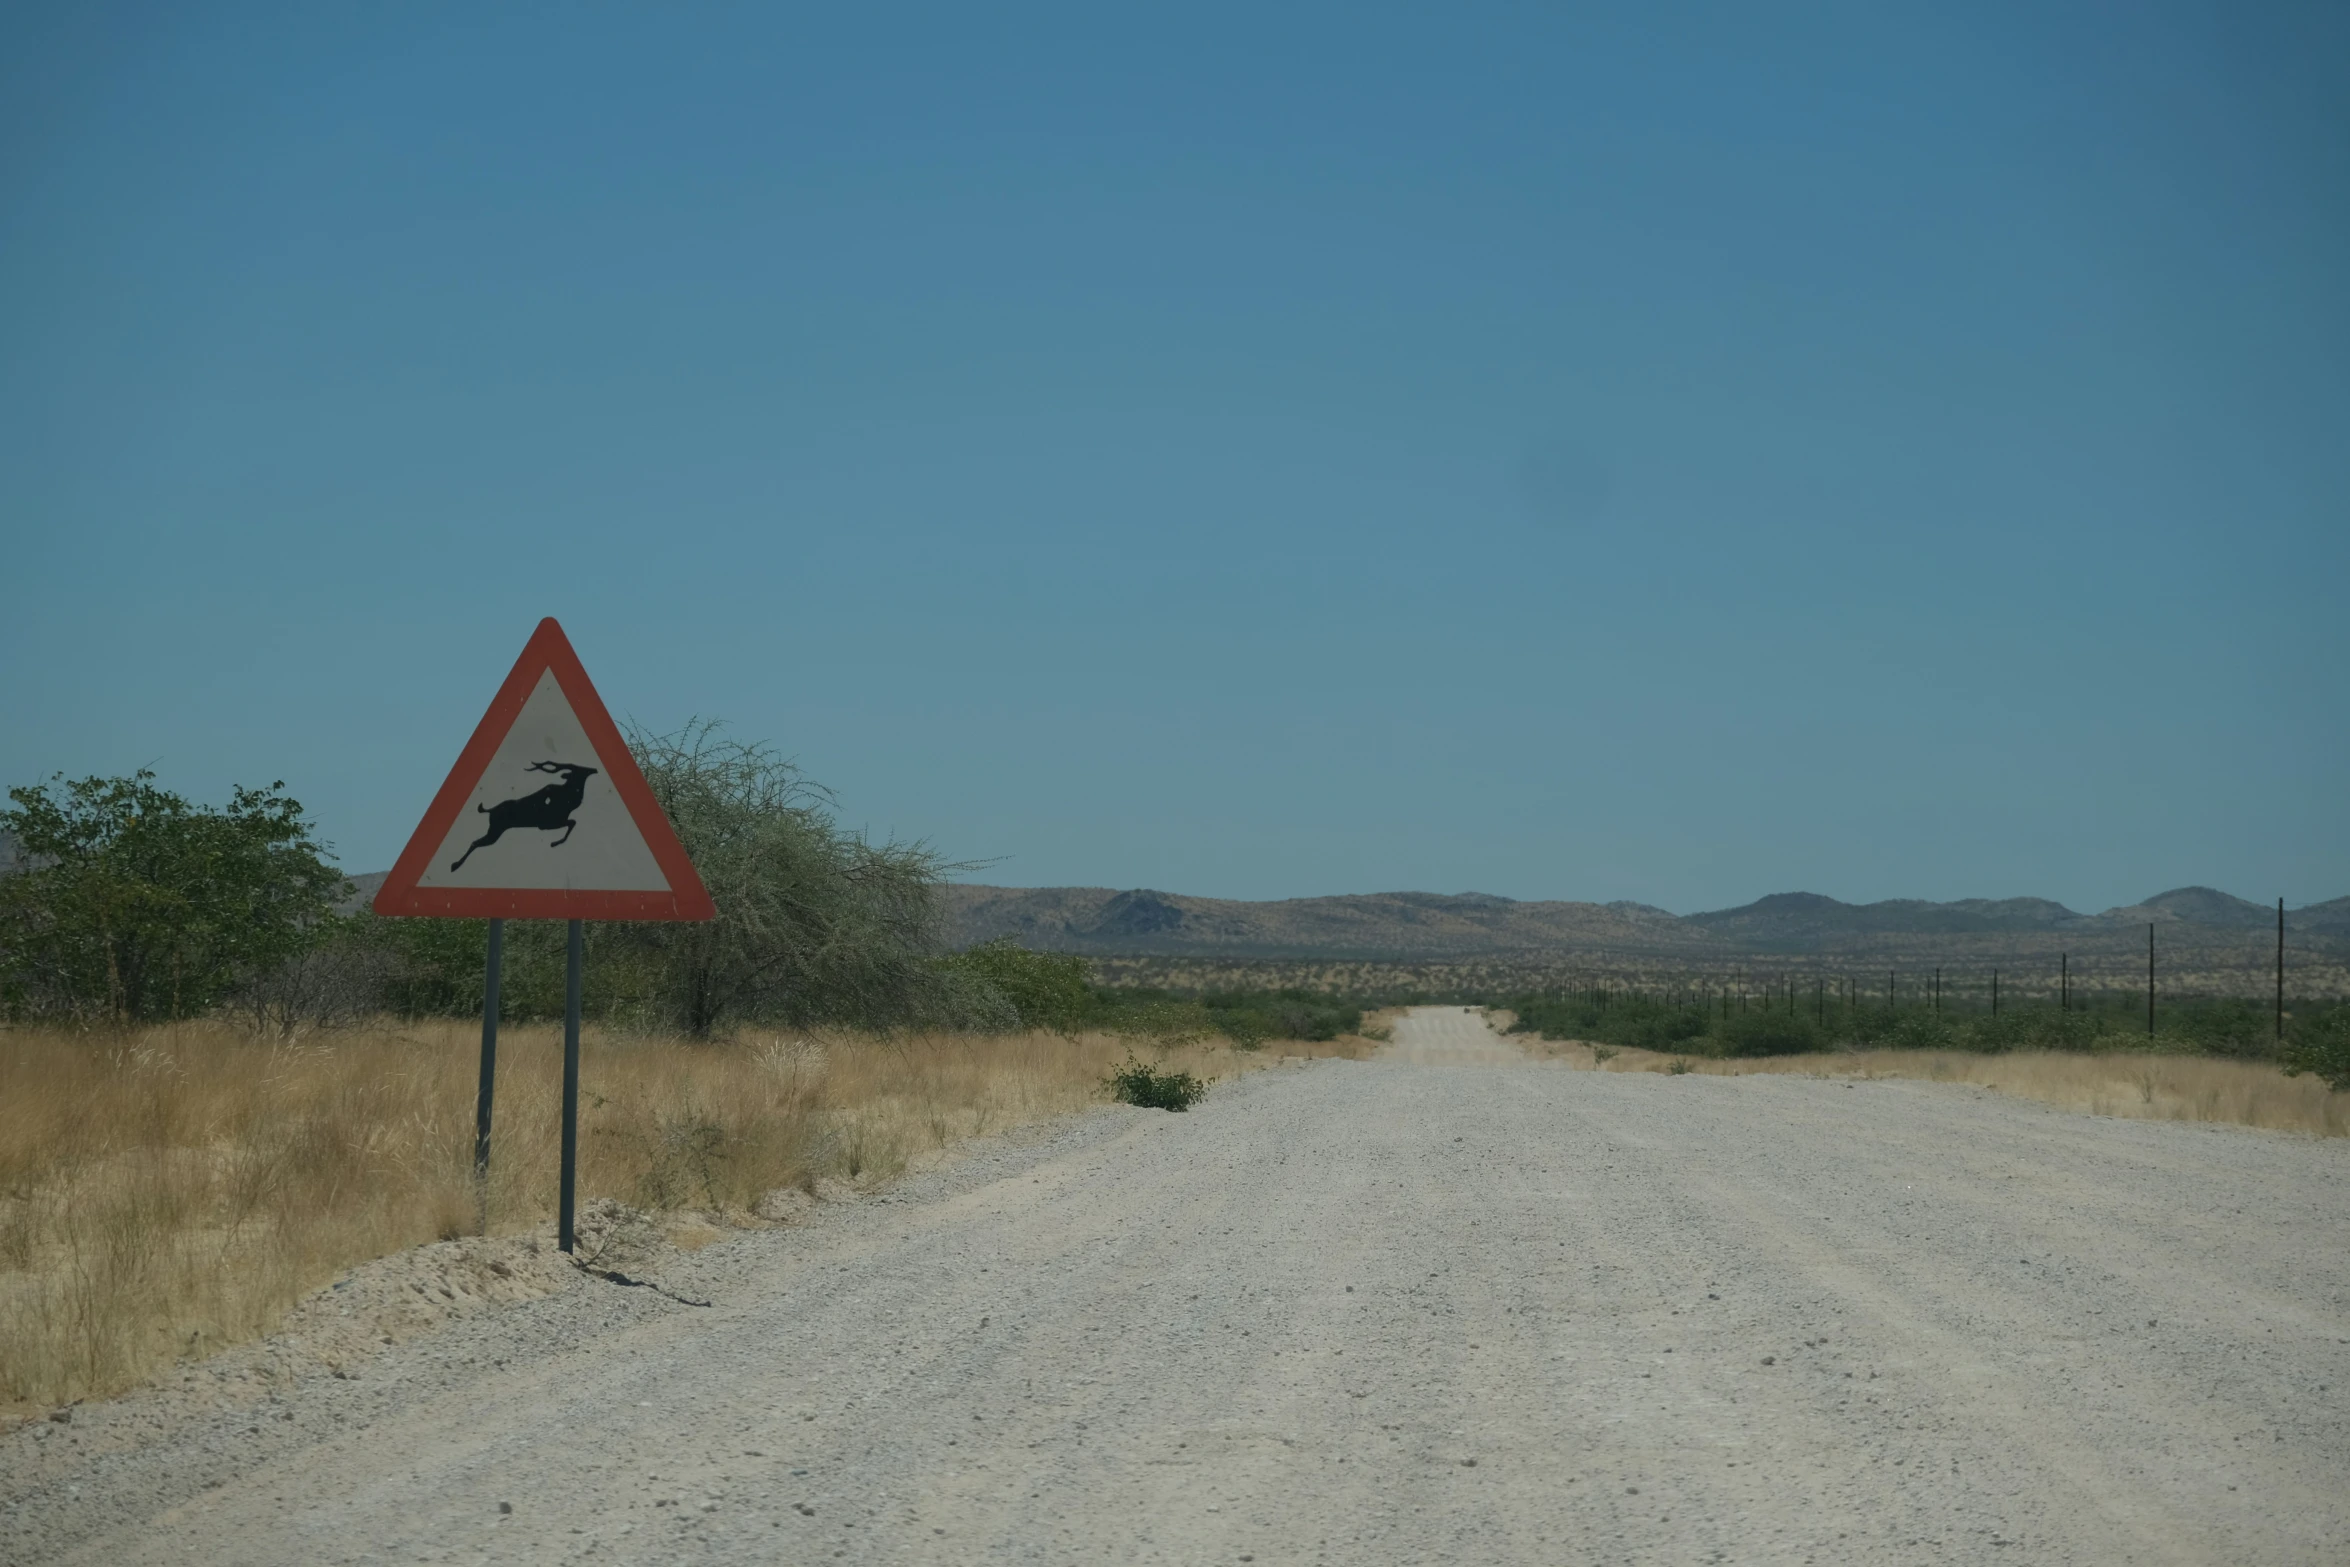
[4,3,2344,913]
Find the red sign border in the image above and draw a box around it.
[371,618,716,922]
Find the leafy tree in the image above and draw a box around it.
[0,772,343,1022]
[608,721,958,1037]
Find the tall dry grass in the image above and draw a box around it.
[1525,1037,2350,1137]
[0,1019,1332,1416]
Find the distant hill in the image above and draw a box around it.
[940,882,2350,965]
[1682,891,2087,943]
[198,859,2350,970]
[2098,887,2282,930]
[2297,895,2350,938]
[937,885,1697,961]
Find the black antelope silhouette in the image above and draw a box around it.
[449,761,599,871]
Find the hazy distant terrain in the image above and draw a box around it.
[942,883,2350,996]
[943,882,2350,954]
[310,862,2350,995]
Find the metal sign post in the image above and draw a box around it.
[374,618,714,1253]
[473,918,504,1234]
[560,919,583,1252]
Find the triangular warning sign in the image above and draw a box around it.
[373,619,715,921]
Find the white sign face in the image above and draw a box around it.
[413,672,673,893]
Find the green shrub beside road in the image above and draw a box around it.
[937,938,1092,1033]
[1106,1055,1209,1111]
[2283,1007,2350,1090]
[1508,987,2350,1075]
[1197,989,1362,1050]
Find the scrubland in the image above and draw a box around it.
[0,1019,1369,1416]
[1517,1034,2350,1136]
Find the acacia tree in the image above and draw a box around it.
[611,721,959,1037]
[0,772,344,1022]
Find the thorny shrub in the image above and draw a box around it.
[1106,1055,1208,1111]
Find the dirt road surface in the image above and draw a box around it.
[7,1007,2347,1565]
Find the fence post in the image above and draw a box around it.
[2277,898,2285,1043]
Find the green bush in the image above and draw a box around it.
[938,939,1091,1033]
[1487,983,2337,1070]
[2283,1007,2350,1091]
[2151,998,2276,1061]
[1715,1008,1825,1057]
[1119,998,1217,1048]
[1506,992,1712,1054]
[1215,1010,1272,1051]
[1845,1011,1965,1052]
[1107,1055,1208,1111]
[1081,985,1367,1049]
[1200,988,1362,1048]
[1842,999,2291,1061]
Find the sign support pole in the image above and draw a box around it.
[473,918,504,1235]
[560,919,583,1253]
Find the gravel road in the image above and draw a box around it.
[7,1007,2347,1565]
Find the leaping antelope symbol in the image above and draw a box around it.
[449,761,599,871]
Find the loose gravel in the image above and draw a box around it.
[5,1007,2346,1565]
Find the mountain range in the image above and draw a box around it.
[941,883,2350,961]
[13,826,2339,972]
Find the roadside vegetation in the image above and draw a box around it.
[1509,1035,2350,1139]
[0,742,1386,1417]
[1504,986,2350,1137]
[0,1015,1357,1416]
[1505,987,2350,1073]
[0,736,1369,1050]
[1106,1054,1210,1111]
[933,942,1367,1050]
[0,771,346,1026]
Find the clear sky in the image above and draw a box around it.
[4,3,2345,914]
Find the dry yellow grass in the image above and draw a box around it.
[1517,1036,2350,1137]
[0,1019,1366,1417]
